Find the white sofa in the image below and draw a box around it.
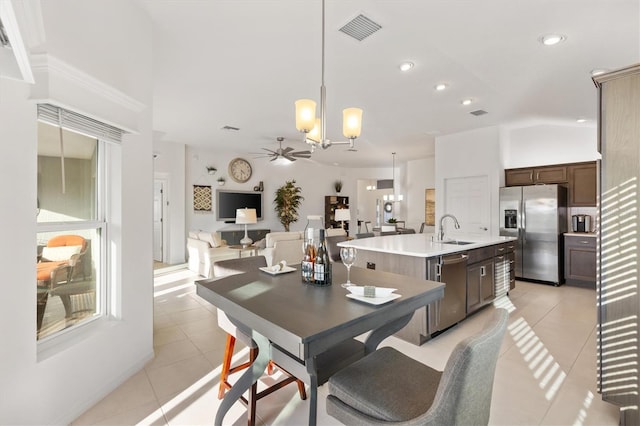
[259,231,304,267]
[187,231,236,277]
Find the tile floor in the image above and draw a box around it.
[73,267,620,425]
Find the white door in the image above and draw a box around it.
[153,180,164,262]
[444,176,490,238]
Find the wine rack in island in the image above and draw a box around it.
[324,195,349,234]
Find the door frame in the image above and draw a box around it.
[153,174,169,264]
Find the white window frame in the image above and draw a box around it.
[36,104,122,351]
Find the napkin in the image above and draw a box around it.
[270,260,287,272]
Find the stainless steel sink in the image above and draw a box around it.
[442,241,474,245]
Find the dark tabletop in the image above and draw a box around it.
[196,263,444,358]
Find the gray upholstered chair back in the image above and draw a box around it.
[326,308,509,425]
[325,235,348,262]
[420,308,508,425]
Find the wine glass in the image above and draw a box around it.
[340,247,357,288]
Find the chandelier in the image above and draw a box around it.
[295,0,363,152]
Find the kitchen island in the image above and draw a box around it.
[339,233,516,345]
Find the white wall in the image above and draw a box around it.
[501,121,599,169]
[406,156,436,231]
[185,146,358,234]
[0,2,154,424]
[436,126,502,236]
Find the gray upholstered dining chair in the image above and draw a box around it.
[326,308,509,425]
[212,256,307,410]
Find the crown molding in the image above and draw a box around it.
[31,54,146,113]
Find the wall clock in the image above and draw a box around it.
[228,157,252,183]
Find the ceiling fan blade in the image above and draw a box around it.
[283,154,297,162]
[262,147,278,154]
[282,146,294,154]
[292,151,311,158]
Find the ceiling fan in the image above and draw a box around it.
[257,137,311,162]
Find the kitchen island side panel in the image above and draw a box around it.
[352,250,431,345]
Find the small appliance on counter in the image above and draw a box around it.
[572,214,592,233]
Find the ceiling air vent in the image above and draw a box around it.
[470,110,488,116]
[0,19,10,47]
[339,14,382,41]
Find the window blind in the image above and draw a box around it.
[37,103,125,144]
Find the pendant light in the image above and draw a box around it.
[383,152,403,202]
[295,0,363,152]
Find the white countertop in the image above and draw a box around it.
[564,232,596,237]
[338,233,516,258]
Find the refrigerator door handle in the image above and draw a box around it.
[521,202,526,244]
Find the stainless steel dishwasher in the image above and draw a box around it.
[427,253,468,333]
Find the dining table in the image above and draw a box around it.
[196,263,444,426]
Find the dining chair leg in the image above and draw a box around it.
[219,334,236,399]
[218,333,307,405]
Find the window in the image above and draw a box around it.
[36,104,122,340]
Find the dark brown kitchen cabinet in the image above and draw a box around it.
[505,165,567,186]
[564,234,596,286]
[568,162,597,206]
[467,248,495,314]
[505,161,596,207]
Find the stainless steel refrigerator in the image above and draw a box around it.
[499,185,567,284]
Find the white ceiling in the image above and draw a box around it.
[137,0,639,168]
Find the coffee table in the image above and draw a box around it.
[228,244,258,258]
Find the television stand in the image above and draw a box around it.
[220,228,270,245]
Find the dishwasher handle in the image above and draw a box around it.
[441,254,468,265]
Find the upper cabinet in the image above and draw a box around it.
[505,165,568,186]
[568,162,597,206]
[505,161,597,207]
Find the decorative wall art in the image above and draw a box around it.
[425,188,435,226]
[193,185,212,212]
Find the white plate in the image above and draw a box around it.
[346,293,401,305]
[346,286,397,297]
[259,266,296,275]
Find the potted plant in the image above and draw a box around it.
[334,180,343,193]
[274,180,303,231]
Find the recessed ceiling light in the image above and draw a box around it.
[590,68,609,76]
[576,118,587,123]
[461,98,473,106]
[539,34,566,46]
[435,83,447,91]
[399,61,414,72]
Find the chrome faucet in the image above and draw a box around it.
[438,214,460,241]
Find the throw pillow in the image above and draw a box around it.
[254,238,266,249]
[41,245,82,262]
[188,230,199,239]
[198,231,222,248]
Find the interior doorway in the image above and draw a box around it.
[153,179,166,263]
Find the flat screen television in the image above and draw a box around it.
[216,189,263,222]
